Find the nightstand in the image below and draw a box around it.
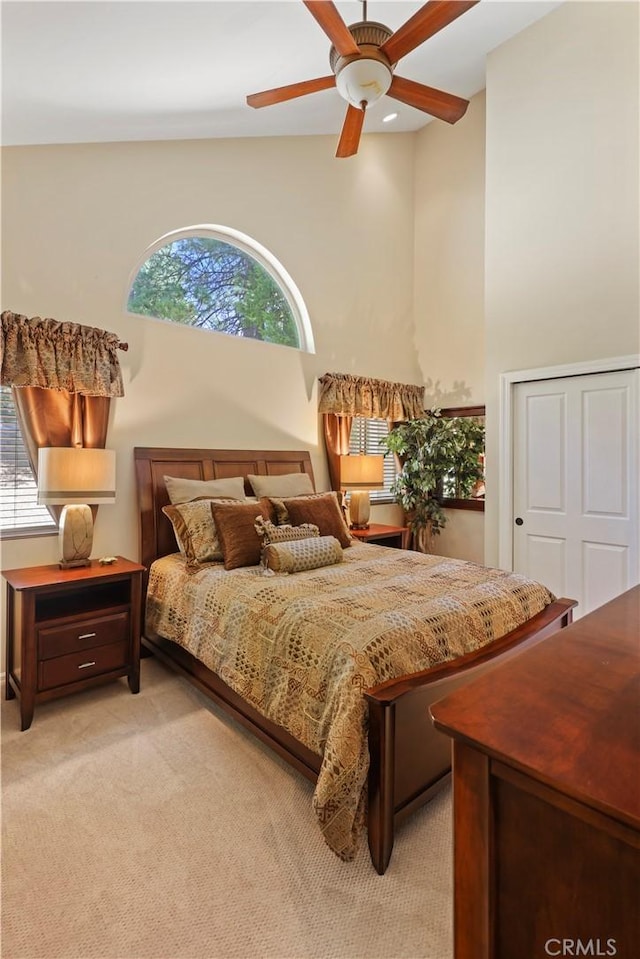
[350,523,410,550]
[3,557,144,731]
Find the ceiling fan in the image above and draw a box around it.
[247,0,480,158]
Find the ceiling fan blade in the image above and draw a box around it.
[380,0,480,64]
[302,0,360,58]
[388,76,469,123]
[336,103,365,158]
[247,75,336,109]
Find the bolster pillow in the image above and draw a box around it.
[263,535,343,573]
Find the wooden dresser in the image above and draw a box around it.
[431,586,640,959]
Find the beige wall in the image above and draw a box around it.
[414,90,486,408]
[408,1,639,567]
[1,133,416,592]
[428,509,485,566]
[2,0,639,623]
[483,0,640,564]
[413,90,487,562]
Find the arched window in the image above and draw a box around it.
[127,225,314,352]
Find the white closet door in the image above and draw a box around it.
[513,369,639,616]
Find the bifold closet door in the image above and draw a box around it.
[513,369,639,616]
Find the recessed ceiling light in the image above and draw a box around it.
[382,112,398,124]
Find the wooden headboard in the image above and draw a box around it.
[134,447,315,576]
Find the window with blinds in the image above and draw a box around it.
[349,418,396,503]
[0,387,56,535]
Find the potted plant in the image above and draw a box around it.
[381,411,485,552]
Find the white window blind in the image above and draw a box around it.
[0,387,56,534]
[349,418,396,503]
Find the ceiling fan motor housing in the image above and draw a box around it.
[330,21,394,109]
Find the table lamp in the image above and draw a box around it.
[338,454,384,529]
[37,447,116,568]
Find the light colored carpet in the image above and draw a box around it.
[1,657,453,959]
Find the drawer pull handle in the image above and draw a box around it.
[78,661,97,670]
[78,632,97,640]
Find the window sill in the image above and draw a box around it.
[1,526,58,542]
[441,498,485,512]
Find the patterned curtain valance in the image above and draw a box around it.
[318,372,424,421]
[0,311,127,397]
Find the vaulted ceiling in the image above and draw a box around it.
[2,1,562,147]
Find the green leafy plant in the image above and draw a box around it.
[380,411,485,549]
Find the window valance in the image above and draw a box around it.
[1,311,127,397]
[318,372,424,421]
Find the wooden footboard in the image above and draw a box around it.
[144,597,575,876]
[134,447,577,875]
[364,597,576,874]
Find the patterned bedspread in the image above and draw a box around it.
[146,543,554,860]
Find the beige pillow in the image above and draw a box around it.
[254,516,319,565]
[279,492,352,548]
[263,536,343,573]
[162,497,237,570]
[164,474,246,505]
[210,500,271,571]
[247,472,314,499]
[254,515,320,546]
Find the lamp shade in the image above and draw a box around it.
[37,447,116,505]
[338,454,384,491]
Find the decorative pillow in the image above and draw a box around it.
[247,472,314,499]
[254,515,320,546]
[210,500,271,571]
[164,474,246,505]
[266,491,337,526]
[263,536,343,574]
[162,497,237,570]
[280,492,352,548]
[266,497,293,526]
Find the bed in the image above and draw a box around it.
[135,446,576,874]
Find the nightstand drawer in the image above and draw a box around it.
[38,640,129,691]
[38,611,129,660]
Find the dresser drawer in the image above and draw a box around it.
[38,611,129,660]
[38,640,129,691]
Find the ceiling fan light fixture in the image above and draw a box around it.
[335,57,392,109]
[247,1,478,158]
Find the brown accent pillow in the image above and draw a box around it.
[266,491,342,526]
[258,497,278,524]
[162,497,238,571]
[266,496,292,525]
[210,500,271,570]
[281,492,352,548]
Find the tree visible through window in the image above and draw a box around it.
[128,235,300,348]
